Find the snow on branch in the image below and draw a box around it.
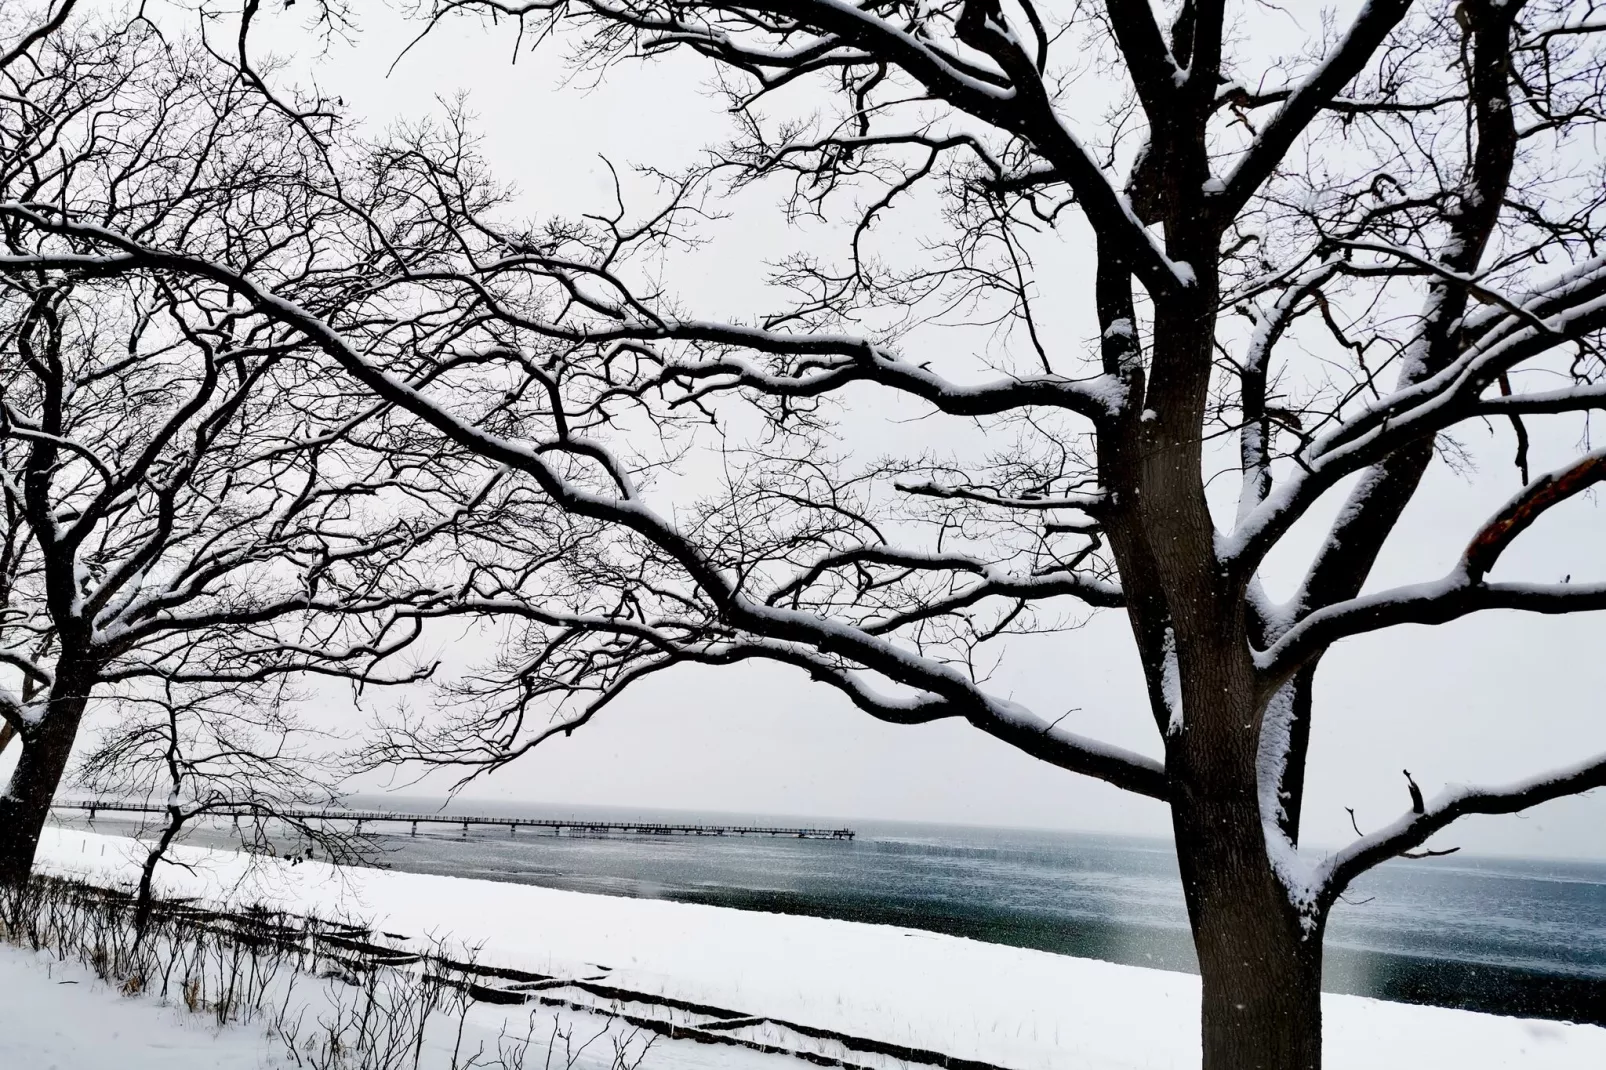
[1476,382,1606,417]
[0,649,51,689]
[644,332,1127,420]
[1316,751,1606,906]
[381,587,1166,795]
[1253,449,1606,682]
[1223,254,1606,573]
[0,687,25,732]
[767,545,1122,611]
[894,478,1107,513]
[1258,574,1606,684]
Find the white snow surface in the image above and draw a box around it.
[0,942,274,1070]
[1159,627,1184,736]
[34,827,1606,1070]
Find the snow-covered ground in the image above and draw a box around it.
[33,827,1606,1070]
[0,942,277,1070]
[0,908,776,1070]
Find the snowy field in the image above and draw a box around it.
[0,943,273,1070]
[31,826,1606,1070]
[0,928,786,1070]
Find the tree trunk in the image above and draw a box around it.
[133,809,185,941]
[0,689,90,887]
[1175,783,1326,1070]
[1195,899,1323,1070]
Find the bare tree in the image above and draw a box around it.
[73,680,370,938]
[4,0,1606,1066]
[0,6,456,886]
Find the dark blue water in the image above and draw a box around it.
[70,797,1606,1023]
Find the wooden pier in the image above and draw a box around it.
[54,801,856,840]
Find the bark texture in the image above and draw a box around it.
[1175,745,1326,1070]
[0,688,89,887]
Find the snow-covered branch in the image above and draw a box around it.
[637,333,1124,420]
[1224,253,1606,573]
[1259,575,1606,681]
[1317,751,1606,906]
[1255,444,1606,681]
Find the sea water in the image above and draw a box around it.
[59,797,1606,1024]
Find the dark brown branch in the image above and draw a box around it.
[1463,450,1606,582]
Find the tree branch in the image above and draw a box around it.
[1319,751,1606,905]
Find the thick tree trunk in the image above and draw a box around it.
[0,689,89,887]
[1194,893,1323,1069]
[1175,786,1326,1070]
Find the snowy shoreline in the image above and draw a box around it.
[33,827,1606,1070]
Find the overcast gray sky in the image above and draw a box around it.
[88,3,1606,861]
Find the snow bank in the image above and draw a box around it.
[35,827,1605,1070]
